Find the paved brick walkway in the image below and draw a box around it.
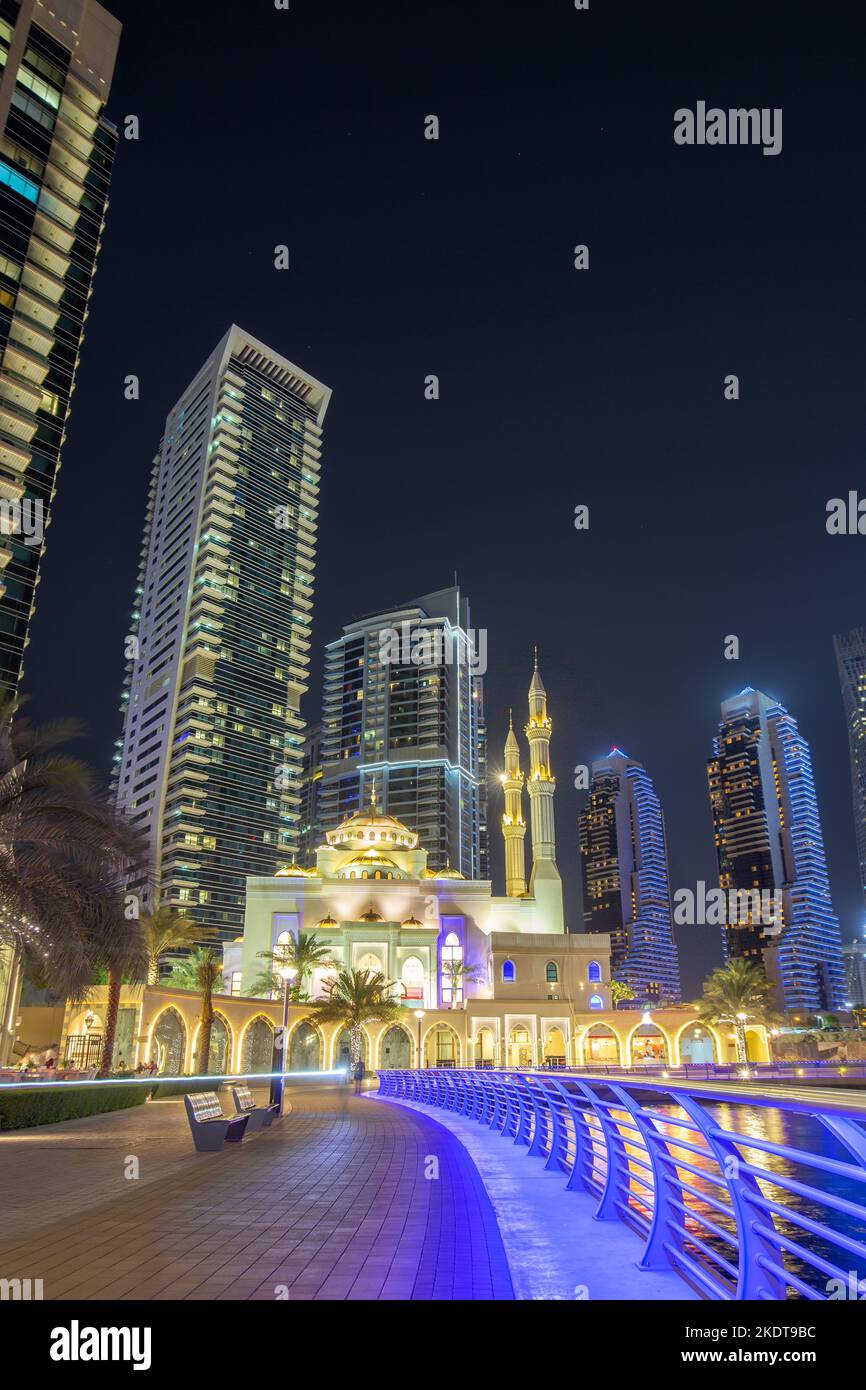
[0,1083,513,1301]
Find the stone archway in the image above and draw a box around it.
[241,1016,275,1075]
[508,1024,533,1069]
[629,1023,668,1064]
[544,1026,567,1066]
[474,1027,495,1067]
[679,1024,716,1065]
[424,1024,460,1067]
[289,1022,322,1072]
[585,1024,620,1065]
[378,1025,412,1069]
[149,1007,187,1075]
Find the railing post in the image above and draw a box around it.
[674,1091,787,1300]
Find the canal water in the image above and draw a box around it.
[647,1098,866,1298]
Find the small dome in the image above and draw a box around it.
[316,913,338,928]
[402,914,424,928]
[360,905,383,922]
[275,862,318,878]
[423,865,464,880]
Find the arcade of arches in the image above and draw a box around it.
[55,985,771,1078]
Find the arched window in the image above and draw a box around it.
[589,993,604,1010]
[545,961,559,983]
[441,931,463,1006]
[502,959,516,983]
[588,960,602,983]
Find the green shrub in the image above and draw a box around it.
[0,1082,148,1131]
[148,1077,221,1101]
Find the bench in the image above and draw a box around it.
[184,1091,249,1151]
[232,1084,280,1131]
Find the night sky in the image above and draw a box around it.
[23,0,866,996]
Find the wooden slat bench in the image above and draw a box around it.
[232,1084,280,1131]
[184,1091,249,1151]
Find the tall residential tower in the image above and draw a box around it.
[314,586,488,879]
[0,0,120,694]
[707,688,846,1011]
[578,748,681,1005]
[114,326,330,942]
[833,627,866,910]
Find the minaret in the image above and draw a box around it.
[525,650,564,932]
[501,710,527,897]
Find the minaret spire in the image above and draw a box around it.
[525,651,563,929]
[501,708,527,897]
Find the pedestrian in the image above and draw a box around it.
[353,1057,365,1094]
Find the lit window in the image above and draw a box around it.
[0,159,38,201]
[545,961,559,984]
[502,959,516,983]
[588,960,602,983]
[589,994,604,1010]
[441,931,463,1006]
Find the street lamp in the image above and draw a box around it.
[416,1011,425,1070]
[271,963,298,1111]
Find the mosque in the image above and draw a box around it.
[40,661,765,1074]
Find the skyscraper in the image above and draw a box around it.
[0,0,120,695]
[578,748,681,1005]
[315,585,487,879]
[707,687,846,1011]
[114,326,331,942]
[833,627,866,909]
[842,938,866,1008]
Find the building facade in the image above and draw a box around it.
[834,627,866,910]
[314,585,488,879]
[843,938,866,1009]
[578,748,681,1006]
[707,687,846,1011]
[113,326,331,942]
[0,0,120,695]
[0,0,120,1060]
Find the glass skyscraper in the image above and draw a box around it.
[707,687,846,1011]
[114,326,331,942]
[833,627,866,910]
[578,748,681,1006]
[314,585,488,879]
[0,0,120,696]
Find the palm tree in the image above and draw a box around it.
[306,967,404,1066]
[441,957,483,1008]
[254,933,334,1000]
[695,959,777,1064]
[140,905,212,985]
[0,699,146,1003]
[166,947,224,1073]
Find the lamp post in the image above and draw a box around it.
[271,964,298,1111]
[416,1010,425,1069]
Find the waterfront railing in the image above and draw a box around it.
[377,1068,866,1300]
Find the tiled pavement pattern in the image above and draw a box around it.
[0,1083,513,1301]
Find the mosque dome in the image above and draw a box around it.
[325,784,419,850]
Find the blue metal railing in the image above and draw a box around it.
[377,1068,866,1301]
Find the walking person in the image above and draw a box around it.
[353,1057,365,1094]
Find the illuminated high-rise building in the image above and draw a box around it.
[315,585,487,878]
[0,0,120,695]
[833,627,866,909]
[114,326,330,942]
[578,748,681,1005]
[707,687,846,1011]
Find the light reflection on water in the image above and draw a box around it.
[639,1099,866,1298]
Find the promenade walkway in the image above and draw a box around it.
[0,1083,513,1301]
